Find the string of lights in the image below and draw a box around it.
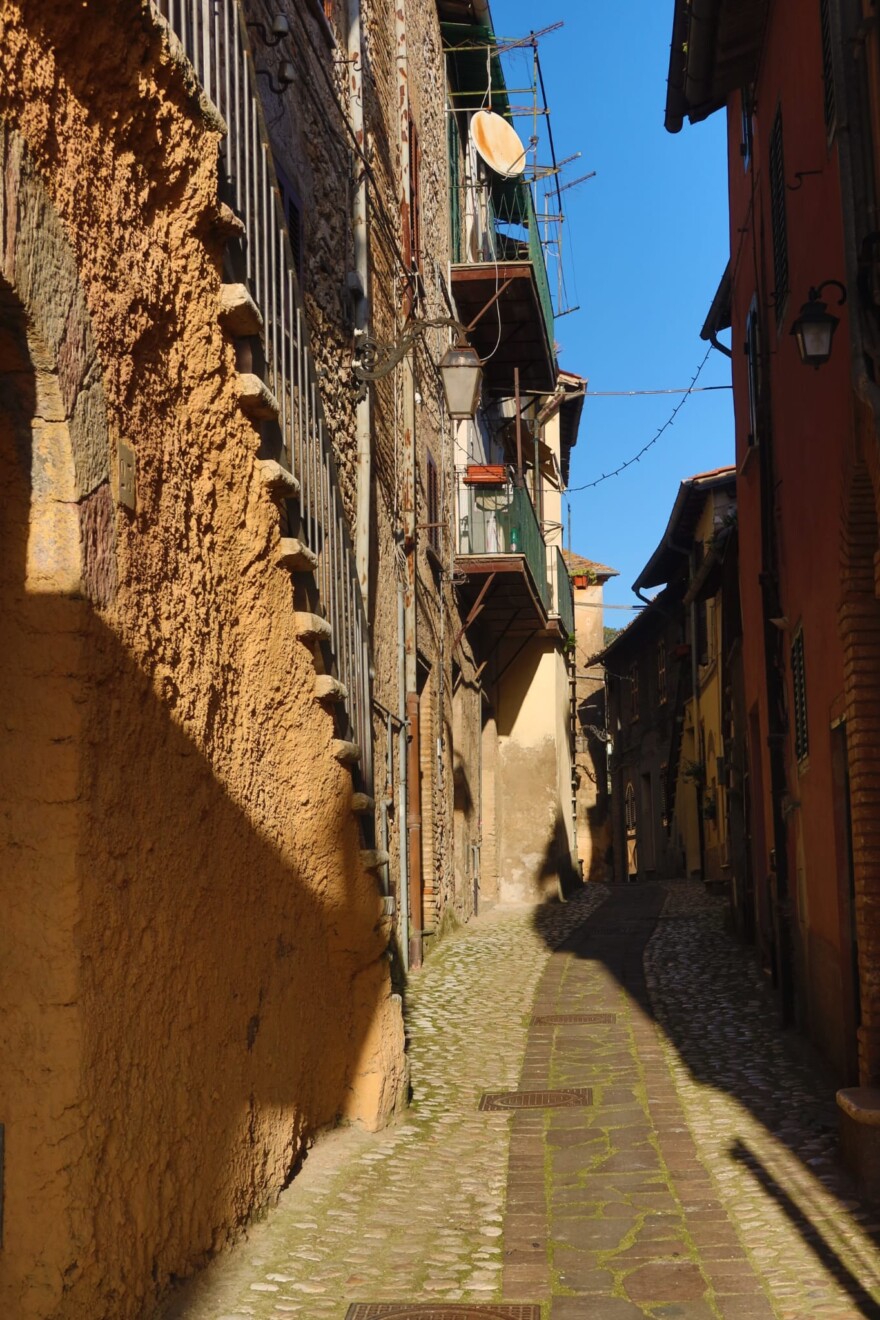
[566,344,717,492]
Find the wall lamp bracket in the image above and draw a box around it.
[247,15,291,46]
[256,63,296,94]
[353,316,483,419]
[786,169,822,191]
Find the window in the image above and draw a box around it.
[624,783,636,831]
[425,450,440,555]
[276,166,304,285]
[407,114,423,281]
[769,109,789,325]
[819,0,837,137]
[745,297,763,447]
[630,663,640,721]
[657,639,667,703]
[791,629,809,762]
[740,86,754,171]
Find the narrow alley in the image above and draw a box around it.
[161,884,880,1320]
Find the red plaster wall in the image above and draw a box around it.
[726,0,853,1071]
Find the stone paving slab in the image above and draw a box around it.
[159,880,880,1320]
[645,881,880,1320]
[505,885,778,1319]
[157,889,607,1320]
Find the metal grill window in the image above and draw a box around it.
[820,0,837,136]
[792,629,809,762]
[769,109,789,325]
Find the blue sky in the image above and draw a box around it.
[495,0,734,621]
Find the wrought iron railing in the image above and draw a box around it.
[153,0,372,793]
[524,185,555,351]
[450,174,555,352]
[547,545,574,637]
[455,470,550,612]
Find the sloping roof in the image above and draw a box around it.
[562,550,619,582]
[632,466,736,593]
[596,586,675,663]
[665,0,768,133]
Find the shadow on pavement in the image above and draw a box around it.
[531,879,880,1314]
[730,1139,880,1318]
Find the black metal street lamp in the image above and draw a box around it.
[790,280,847,368]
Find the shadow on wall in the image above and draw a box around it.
[530,883,880,1317]
[537,808,582,900]
[0,288,400,1319]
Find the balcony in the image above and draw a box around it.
[444,30,557,396]
[547,545,575,639]
[455,469,574,640]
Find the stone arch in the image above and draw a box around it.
[0,122,113,1318]
[0,120,115,605]
[839,460,880,1085]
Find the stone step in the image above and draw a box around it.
[351,792,374,814]
[278,537,318,573]
[219,282,263,336]
[209,202,246,241]
[313,675,347,703]
[238,372,280,421]
[256,459,300,500]
[360,849,390,871]
[332,739,361,765]
[294,612,332,643]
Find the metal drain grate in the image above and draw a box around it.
[532,1012,616,1025]
[345,1307,541,1319]
[479,1087,592,1111]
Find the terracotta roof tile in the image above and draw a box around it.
[561,549,619,580]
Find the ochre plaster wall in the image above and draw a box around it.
[572,578,611,881]
[0,5,405,1317]
[495,640,575,903]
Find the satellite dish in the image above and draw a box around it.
[470,110,527,179]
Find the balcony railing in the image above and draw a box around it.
[547,545,575,638]
[455,470,550,613]
[153,0,372,793]
[452,173,555,355]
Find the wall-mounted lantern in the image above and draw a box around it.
[790,280,847,368]
[438,342,483,420]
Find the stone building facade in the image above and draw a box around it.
[0,0,584,1312]
[0,3,409,1317]
[663,0,880,1202]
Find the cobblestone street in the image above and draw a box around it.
[162,883,880,1320]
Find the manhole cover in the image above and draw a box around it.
[532,1013,616,1025]
[479,1087,592,1111]
[345,1308,541,1319]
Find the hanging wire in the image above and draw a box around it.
[566,345,717,492]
